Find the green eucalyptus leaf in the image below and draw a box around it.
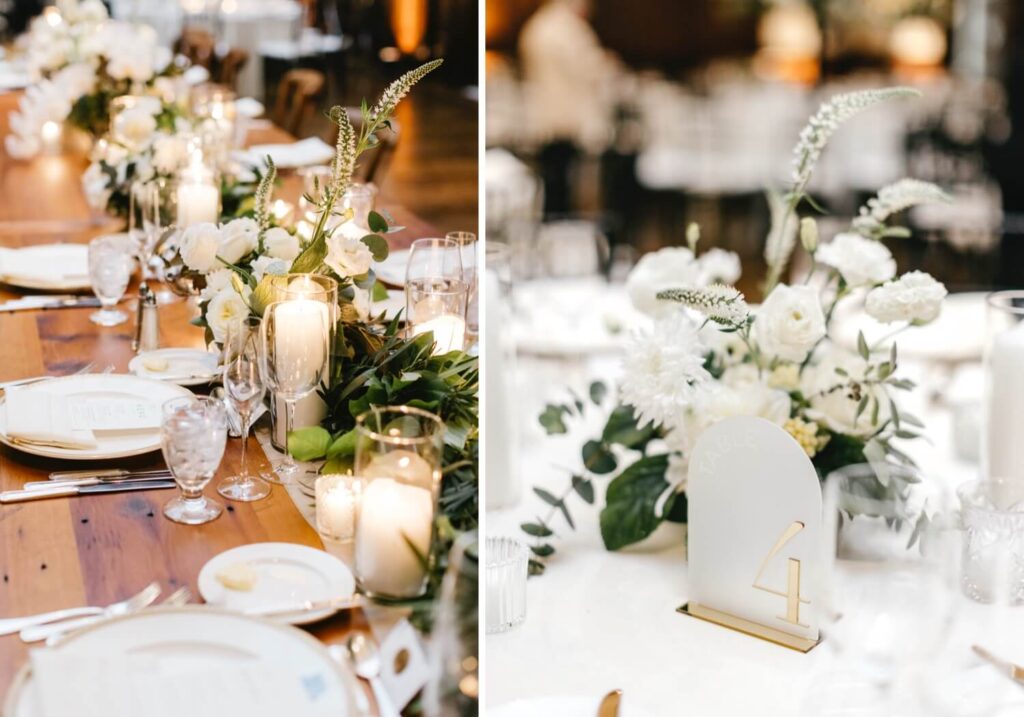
[367,211,389,234]
[521,522,553,538]
[360,233,389,262]
[601,406,656,449]
[572,475,595,505]
[582,440,617,474]
[530,544,555,558]
[533,487,561,507]
[538,404,570,435]
[589,381,608,405]
[857,331,870,360]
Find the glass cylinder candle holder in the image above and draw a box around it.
[339,183,379,229]
[983,291,1024,508]
[40,120,63,155]
[190,83,237,146]
[958,478,1024,604]
[485,537,528,634]
[315,474,362,542]
[176,150,220,227]
[353,405,444,600]
[407,279,469,354]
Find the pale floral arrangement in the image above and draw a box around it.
[527,87,952,573]
[6,0,179,158]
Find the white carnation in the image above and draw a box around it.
[264,227,300,261]
[865,271,947,325]
[206,287,250,344]
[752,284,826,363]
[179,222,221,273]
[324,235,373,278]
[620,312,710,429]
[816,232,896,287]
[218,218,259,264]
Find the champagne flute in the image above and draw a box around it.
[137,176,180,305]
[259,300,329,485]
[217,317,271,502]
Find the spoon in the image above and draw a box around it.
[347,633,400,717]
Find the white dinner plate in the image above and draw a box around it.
[3,607,359,717]
[0,374,191,460]
[129,348,220,387]
[375,247,410,287]
[0,244,90,291]
[489,695,656,717]
[198,543,356,625]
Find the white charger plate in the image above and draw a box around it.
[0,374,191,460]
[3,607,359,717]
[0,244,90,291]
[374,248,410,287]
[197,543,356,625]
[129,348,220,387]
[489,695,656,717]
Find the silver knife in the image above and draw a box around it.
[243,596,363,617]
[49,468,170,482]
[0,480,175,503]
[0,297,101,313]
[26,473,172,490]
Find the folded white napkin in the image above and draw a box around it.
[29,651,341,717]
[241,137,335,169]
[3,386,97,450]
[0,244,89,285]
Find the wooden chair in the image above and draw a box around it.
[271,69,327,137]
[215,48,249,91]
[174,27,216,71]
[320,107,401,186]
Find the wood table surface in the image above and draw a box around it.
[0,90,437,704]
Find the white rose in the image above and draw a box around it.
[179,222,221,273]
[218,218,259,264]
[752,284,826,363]
[865,271,947,325]
[112,106,156,147]
[199,268,234,303]
[250,255,288,282]
[816,232,897,287]
[804,350,891,437]
[264,227,300,261]
[626,247,700,317]
[206,287,250,344]
[324,235,372,278]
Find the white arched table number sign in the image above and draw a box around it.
[679,416,823,653]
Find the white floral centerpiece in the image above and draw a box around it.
[6,0,177,158]
[527,87,952,573]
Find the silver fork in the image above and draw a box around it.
[19,582,161,643]
[0,581,159,636]
[43,586,191,646]
[0,361,110,391]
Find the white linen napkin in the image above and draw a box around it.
[240,137,335,169]
[2,386,97,450]
[0,244,89,285]
[29,651,342,717]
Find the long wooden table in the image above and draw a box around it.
[0,91,435,703]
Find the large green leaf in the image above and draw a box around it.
[599,454,670,551]
[290,233,327,274]
[288,426,331,461]
[601,405,657,449]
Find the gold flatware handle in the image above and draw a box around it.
[598,689,622,717]
[973,645,1024,685]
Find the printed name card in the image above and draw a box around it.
[682,416,823,652]
[69,398,161,432]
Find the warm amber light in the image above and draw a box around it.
[390,0,428,56]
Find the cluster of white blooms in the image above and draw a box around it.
[5,63,95,158]
[865,271,947,325]
[816,232,897,287]
[852,179,952,237]
[626,246,741,318]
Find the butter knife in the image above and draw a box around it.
[49,468,170,482]
[243,596,364,617]
[597,690,622,717]
[972,645,1024,686]
[26,473,172,490]
[0,480,175,503]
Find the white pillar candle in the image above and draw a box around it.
[316,475,360,541]
[412,314,466,353]
[355,478,434,598]
[273,299,328,391]
[177,182,220,227]
[986,320,1024,507]
[484,270,520,508]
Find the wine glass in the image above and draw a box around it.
[446,231,478,342]
[87,234,133,327]
[405,238,468,351]
[259,300,330,485]
[406,237,464,286]
[136,177,180,305]
[217,317,271,502]
[161,396,228,525]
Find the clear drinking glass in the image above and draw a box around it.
[406,237,468,354]
[446,231,478,342]
[88,234,134,327]
[485,537,528,634]
[218,317,271,502]
[339,183,378,229]
[259,299,330,484]
[535,219,610,278]
[161,396,228,525]
[957,478,1024,604]
[353,405,444,600]
[819,464,955,702]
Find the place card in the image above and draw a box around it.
[377,619,430,710]
[69,398,161,431]
[681,416,823,652]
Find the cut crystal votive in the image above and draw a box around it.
[958,478,1024,604]
[485,537,528,634]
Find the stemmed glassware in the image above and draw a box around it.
[160,396,228,525]
[87,234,134,327]
[446,231,478,343]
[259,299,330,485]
[130,177,179,304]
[217,317,271,502]
[405,237,469,353]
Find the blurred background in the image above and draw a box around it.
[485,0,1022,293]
[0,0,479,231]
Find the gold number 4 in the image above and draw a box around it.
[752,521,809,627]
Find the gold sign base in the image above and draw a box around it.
[677,602,821,653]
